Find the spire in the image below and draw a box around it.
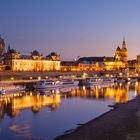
[123,36,125,42]
[122,36,126,45]
[0,35,2,42]
[7,44,11,53]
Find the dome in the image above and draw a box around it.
[9,49,18,53]
[31,50,40,56]
[49,52,58,56]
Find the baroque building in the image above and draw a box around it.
[69,38,128,71]
[0,36,6,64]
[101,38,128,70]
[0,35,6,56]
[121,39,128,63]
[136,55,140,73]
[0,35,61,72]
[4,46,61,71]
[115,38,128,67]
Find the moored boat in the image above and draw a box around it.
[100,77,115,86]
[0,84,25,95]
[116,77,127,83]
[85,77,115,88]
[127,77,138,82]
[36,79,79,89]
[85,77,101,89]
[36,80,61,89]
[0,89,5,94]
[60,79,79,87]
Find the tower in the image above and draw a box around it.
[115,46,122,61]
[121,37,128,64]
[0,35,6,56]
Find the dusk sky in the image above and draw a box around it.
[0,0,140,60]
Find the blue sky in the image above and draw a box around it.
[0,0,140,60]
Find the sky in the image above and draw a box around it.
[0,0,140,60]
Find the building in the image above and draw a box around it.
[61,58,105,72]
[4,46,61,71]
[0,36,61,72]
[78,57,105,71]
[136,55,140,74]
[0,36,6,57]
[127,59,137,76]
[61,38,128,72]
[0,36,6,64]
[0,36,6,71]
[1,36,128,72]
[77,38,128,71]
[61,61,79,71]
[115,38,128,67]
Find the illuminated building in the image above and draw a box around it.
[4,47,61,71]
[136,55,140,73]
[0,36,6,67]
[0,36,61,72]
[1,36,128,72]
[61,61,79,71]
[0,36,6,71]
[104,38,128,70]
[127,59,137,76]
[77,38,128,71]
[0,35,6,57]
[121,38,128,64]
[61,60,105,71]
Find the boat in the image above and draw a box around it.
[36,80,61,89]
[60,79,79,87]
[85,77,101,88]
[100,77,115,86]
[36,79,79,89]
[0,84,25,95]
[127,77,138,82]
[116,77,127,83]
[85,77,115,88]
[0,89,5,95]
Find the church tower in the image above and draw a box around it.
[121,37,128,64]
[115,46,122,61]
[0,35,6,56]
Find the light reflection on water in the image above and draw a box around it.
[0,82,139,140]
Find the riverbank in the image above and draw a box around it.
[0,71,84,80]
[55,95,140,140]
[0,71,133,81]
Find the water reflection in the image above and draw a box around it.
[0,82,139,120]
[61,82,140,103]
[0,92,61,119]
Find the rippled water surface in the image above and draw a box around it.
[0,82,139,140]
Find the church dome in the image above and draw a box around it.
[49,52,58,56]
[31,50,40,56]
[9,49,17,53]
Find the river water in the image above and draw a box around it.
[0,82,139,140]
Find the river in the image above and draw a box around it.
[0,82,139,140]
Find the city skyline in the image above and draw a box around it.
[0,0,140,60]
